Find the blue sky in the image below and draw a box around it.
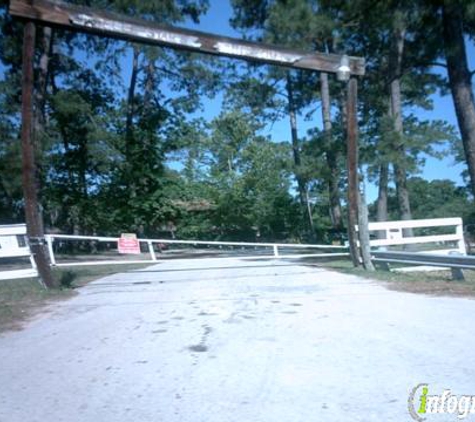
[180,0,473,202]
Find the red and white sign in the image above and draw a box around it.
[118,233,140,254]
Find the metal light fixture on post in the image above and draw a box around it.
[337,54,351,82]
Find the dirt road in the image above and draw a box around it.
[1,258,474,421]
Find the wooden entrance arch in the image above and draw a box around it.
[9,0,367,286]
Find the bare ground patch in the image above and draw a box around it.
[384,276,475,298]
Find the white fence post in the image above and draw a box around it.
[147,241,157,261]
[455,221,467,255]
[45,235,56,266]
[273,245,279,257]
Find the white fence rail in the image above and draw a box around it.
[45,234,349,267]
[365,217,466,255]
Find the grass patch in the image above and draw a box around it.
[0,277,70,332]
[0,263,149,332]
[318,259,475,298]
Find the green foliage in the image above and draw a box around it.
[407,178,472,222]
[369,177,473,223]
[171,111,300,240]
[230,0,270,30]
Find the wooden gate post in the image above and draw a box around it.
[346,76,361,266]
[21,21,58,288]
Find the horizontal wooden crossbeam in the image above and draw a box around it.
[9,0,365,75]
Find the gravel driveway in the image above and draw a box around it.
[1,258,474,422]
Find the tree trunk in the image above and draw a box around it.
[442,2,475,200]
[78,137,88,233]
[125,46,140,201]
[389,15,413,236]
[35,26,53,131]
[33,26,53,232]
[286,72,314,237]
[125,46,139,163]
[327,151,343,229]
[346,77,372,270]
[393,163,411,220]
[376,163,389,222]
[358,177,375,271]
[143,58,155,108]
[321,71,343,230]
[143,57,156,151]
[376,163,389,239]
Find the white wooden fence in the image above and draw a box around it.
[365,217,466,255]
[0,224,37,280]
[0,218,465,278]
